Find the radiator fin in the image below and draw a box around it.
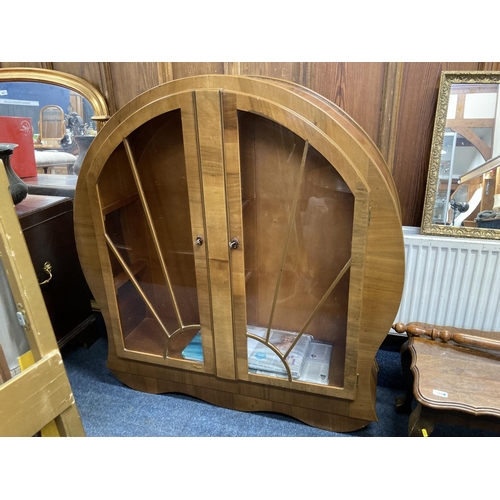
[394,227,500,332]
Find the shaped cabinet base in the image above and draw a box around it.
[75,75,405,433]
[107,346,377,433]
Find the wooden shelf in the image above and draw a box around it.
[124,317,199,360]
[124,317,166,356]
[102,193,140,215]
[114,260,147,290]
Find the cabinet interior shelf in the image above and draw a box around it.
[102,193,140,215]
[114,260,147,290]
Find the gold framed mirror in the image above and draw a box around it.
[0,67,109,179]
[421,70,500,239]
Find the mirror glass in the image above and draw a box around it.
[422,71,500,239]
[0,69,109,185]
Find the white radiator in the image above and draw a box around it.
[393,227,500,332]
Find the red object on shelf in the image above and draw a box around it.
[0,116,37,178]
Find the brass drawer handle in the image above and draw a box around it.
[39,261,53,285]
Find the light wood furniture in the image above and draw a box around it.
[0,344,10,383]
[38,104,66,148]
[74,75,405,432]
[0,159,84,437]
[394,322,500,437]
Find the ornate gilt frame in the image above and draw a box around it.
[421,70,500,240]
[0,67,110,127]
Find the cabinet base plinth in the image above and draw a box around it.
[109,362,374,434]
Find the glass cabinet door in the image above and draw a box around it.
[237,112,354,390]
[96,109,210,370]
[92,89,365,393]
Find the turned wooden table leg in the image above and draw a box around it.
[408,403,435,437]
[395,339,414,414]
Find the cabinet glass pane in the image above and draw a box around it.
[98,110,202,361]
[239,112,354,386]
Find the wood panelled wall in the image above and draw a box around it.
[2,61,499,227]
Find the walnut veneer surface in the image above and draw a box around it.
[74,75,405,432]
[395,322,500,436]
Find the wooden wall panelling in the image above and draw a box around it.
[170,62,225,80]
[378,62,405,173]
[391,62,481,227]
[51,62,117,117]
[479,62,500,71]
[308,62,386,144]
[0,62,47,69]
[3,60,500,229]
[108,62,163,110]
[236,62,309,87]
[51,62,103,95]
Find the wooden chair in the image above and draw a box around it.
[394,322,500,436]
[38,105,65,149]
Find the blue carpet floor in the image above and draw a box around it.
[62,336,499,437]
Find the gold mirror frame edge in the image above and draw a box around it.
[0,67,110,126]
[421,70,500,240]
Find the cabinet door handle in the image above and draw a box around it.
[39,261,53,285]
[229,238,239,249]
[194,235,204,246]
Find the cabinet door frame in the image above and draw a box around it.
[86,94,216,375]
[221,91,369,399]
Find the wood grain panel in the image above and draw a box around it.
[0,62,46,68]
[172,62,225,80]
[392,62,480,227]
[52,62,103,94]
[194,89,236,380]
[237,62,307,85]
[109,62,162,109]
[0,351,76,436]
[309,62,386,143]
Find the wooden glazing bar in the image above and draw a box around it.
[285,258,352,358]
[246,335,294,381]
[265,140,309,343]
[104,233,171,340]
[122,138,184,328]
[164,324,202,358]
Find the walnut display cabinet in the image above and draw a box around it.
[74,75,405,432]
